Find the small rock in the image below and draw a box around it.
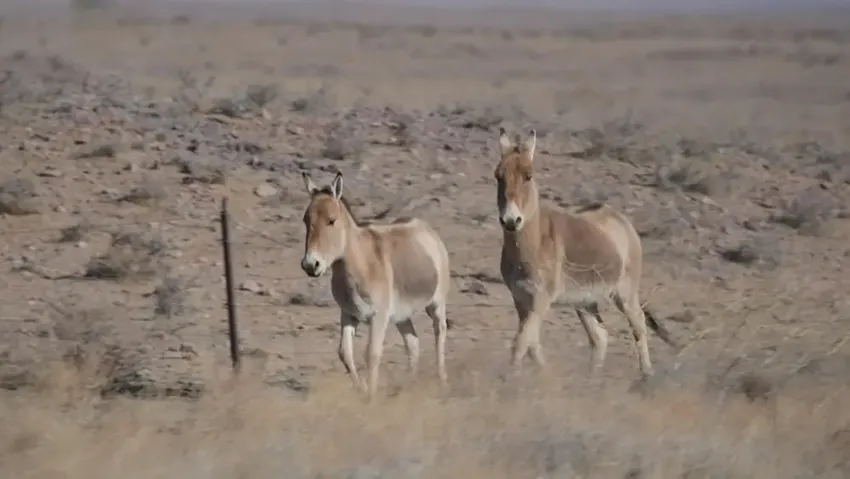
[238,280,263,293]
[286,125,304,135]
[739,373,773,402]
[254,184,278,198]
[179,343,197,356]
[37,168,63,178]
[461,281,488,296]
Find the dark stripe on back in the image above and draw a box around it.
[574,202,604,214]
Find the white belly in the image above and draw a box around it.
[557,283,615,308]
[331,277,422,324]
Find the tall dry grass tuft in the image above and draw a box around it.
[1,358,848,478]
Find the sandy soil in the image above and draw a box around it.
[0,6,848,478]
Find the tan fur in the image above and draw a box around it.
[494,128,675,378]
[300,172,451,399]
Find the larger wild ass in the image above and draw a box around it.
[493,128,676,378]
[299,171,452,398]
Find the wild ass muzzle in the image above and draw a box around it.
[300,171,452,399]
[493,128,677,378]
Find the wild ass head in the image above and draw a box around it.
[494,127,538,233]
[300,171,349,278]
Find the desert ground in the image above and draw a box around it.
[0,4,849,478]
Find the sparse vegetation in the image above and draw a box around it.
[0,6,849,479]
[83,228,167,280]
[37,301,151,399]
[175,157,228,185]
[718,240,764,266]
[770,187,837,236]
[57,220,92,243]
[118,181,168,207]
[289,83,335,113]
[152,272,192,318]
[74,143,117,160]
[653,155,717,195]
[0,178,39,216]
[244,83,279,109]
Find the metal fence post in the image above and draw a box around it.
[220,197,241,373]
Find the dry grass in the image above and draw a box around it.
[2,360,849,479]
[0,4,849,478]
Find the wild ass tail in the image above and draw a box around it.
[446,318,456,330]
[642,306,678,349]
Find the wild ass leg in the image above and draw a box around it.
[613,294,654,377]
[426,302,449,388]
[338,313,365,391]
[576,304,608,376]
[527,301,550,368]
[365,310,391,400]
[510,293,550,370]
[395,318,420,377]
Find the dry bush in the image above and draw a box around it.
[83,227,167,280]
[57,220,92,243]
[558,116,662,165]
[175,157,228,186]
[652,155,717,196]
[0,177,39,216]
[118,181,168,207]
[34,303,148,399]
[718,240,763,266]
[244,83,279,110]
[321,135,364,161]
[152,272,196,319]
[206,84,279,118]
[320,119,365,162]
[74,143,117,160]
[770,187,838,236]
[290,83,336,114]
[172,69,215,113]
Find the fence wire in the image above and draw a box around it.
[0,203,523,367]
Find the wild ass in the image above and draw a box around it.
[299,171,452,398]
[493,128,676,378]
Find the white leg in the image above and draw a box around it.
[426,302,448,388]
[511,294,551,370]
[395,318,420,377]
[338,313,364,391]
[576,306,608,376]
[614,295,654,377]
[365,311,390,400]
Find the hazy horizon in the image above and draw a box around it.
[3,0,849,14]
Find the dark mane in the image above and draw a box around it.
[574,202,605,214]
[314,186,371,227]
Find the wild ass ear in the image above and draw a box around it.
[330,172,344,200]
[302,172,318,195]
[498,127,513,154]
[522,128,537,160]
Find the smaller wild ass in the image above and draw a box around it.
[493,128,676,378]
[299,171,452,398]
